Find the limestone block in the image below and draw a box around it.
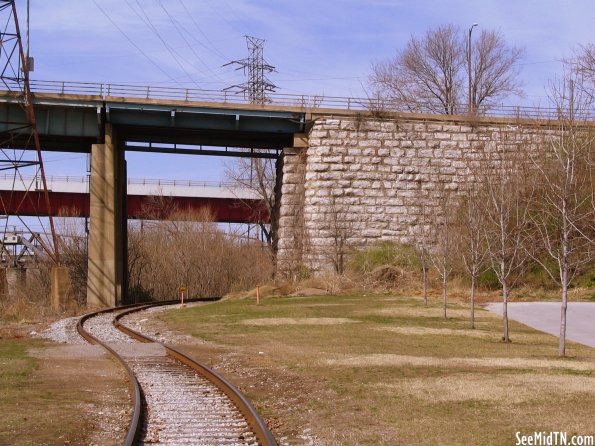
[283,173,303,184]
[442,124,461,132]
[314,146,331,156]
[310,163,329,172]
[330,164,348,171]
[310,130,328,138]
[439,141,458,149]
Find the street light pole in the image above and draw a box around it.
[468,23,478,114]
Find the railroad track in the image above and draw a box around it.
[77,300,277,446]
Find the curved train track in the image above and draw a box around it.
[77,300,277,446]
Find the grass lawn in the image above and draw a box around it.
[157,294,595,446]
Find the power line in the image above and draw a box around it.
[125,0,200,87]
[158,1,227,83]
[177,0,229,61]
[91,0,181,85]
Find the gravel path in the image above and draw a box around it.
[36,316,87,345]
[83,308,259,445]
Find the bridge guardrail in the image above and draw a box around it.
[0,173,239,189]
[0,79,587,121]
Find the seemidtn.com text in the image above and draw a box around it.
[516,432,594,446]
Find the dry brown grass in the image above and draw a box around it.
[156,293,595,445]
[241,317,358,326]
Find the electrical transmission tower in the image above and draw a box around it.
[224,36,278,243]
[224,36,276,104]
[0,0,60,265]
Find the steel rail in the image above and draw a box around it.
[76,303,149,446]
[77,298,277,446]
[113,303,278,446]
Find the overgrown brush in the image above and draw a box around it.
[128,208,274,301]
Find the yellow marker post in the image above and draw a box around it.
[256,284,260,305]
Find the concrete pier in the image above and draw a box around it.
[87,124,127,308]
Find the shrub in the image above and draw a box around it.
[348,241,420,274]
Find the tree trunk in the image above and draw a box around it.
[442,268,447,319]
[422,264,428,306]
[502,281,510,342]
[470,274,475,329]
[560,282,568,357]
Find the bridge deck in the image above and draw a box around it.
[0,175,265,223]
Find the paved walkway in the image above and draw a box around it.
[485,302,595,349]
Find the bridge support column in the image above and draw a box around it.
[87,124,127,308]
[276,147,308,279]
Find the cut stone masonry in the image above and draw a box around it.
[277,115,555,275]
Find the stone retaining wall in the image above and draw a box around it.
[277,115,552,275]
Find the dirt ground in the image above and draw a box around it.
[0,322,131,446]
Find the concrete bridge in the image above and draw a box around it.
[0,173,265,223]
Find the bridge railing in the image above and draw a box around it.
[21,79,595,120]
[0,172,240,189]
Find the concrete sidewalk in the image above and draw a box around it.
[485,302,595,349]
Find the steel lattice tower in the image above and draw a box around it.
[225,36,276,104]
[0,0,60,265]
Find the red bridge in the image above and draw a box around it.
[0,175,268,223]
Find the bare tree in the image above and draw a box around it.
[370,24,464,114]
[527,79,595,356]
[369,24,523,114]
[566,43,595,101]
[428,193,454,319]
[226,155,277,244]
[415,204,432,306]
[469,30,524,113]
[477,140,533,342]
[565,43,595,219]
[324,193,354,275]
[454,181,489,329]
[127,207,273,301]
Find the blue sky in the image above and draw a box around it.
[16,0,595,180]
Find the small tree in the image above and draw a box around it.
[455,181,489,329]
[428,193,454,319]
[325,193,354,275]
[477,139,533,342]
[415,204,432,306]
[528,78,595,356]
